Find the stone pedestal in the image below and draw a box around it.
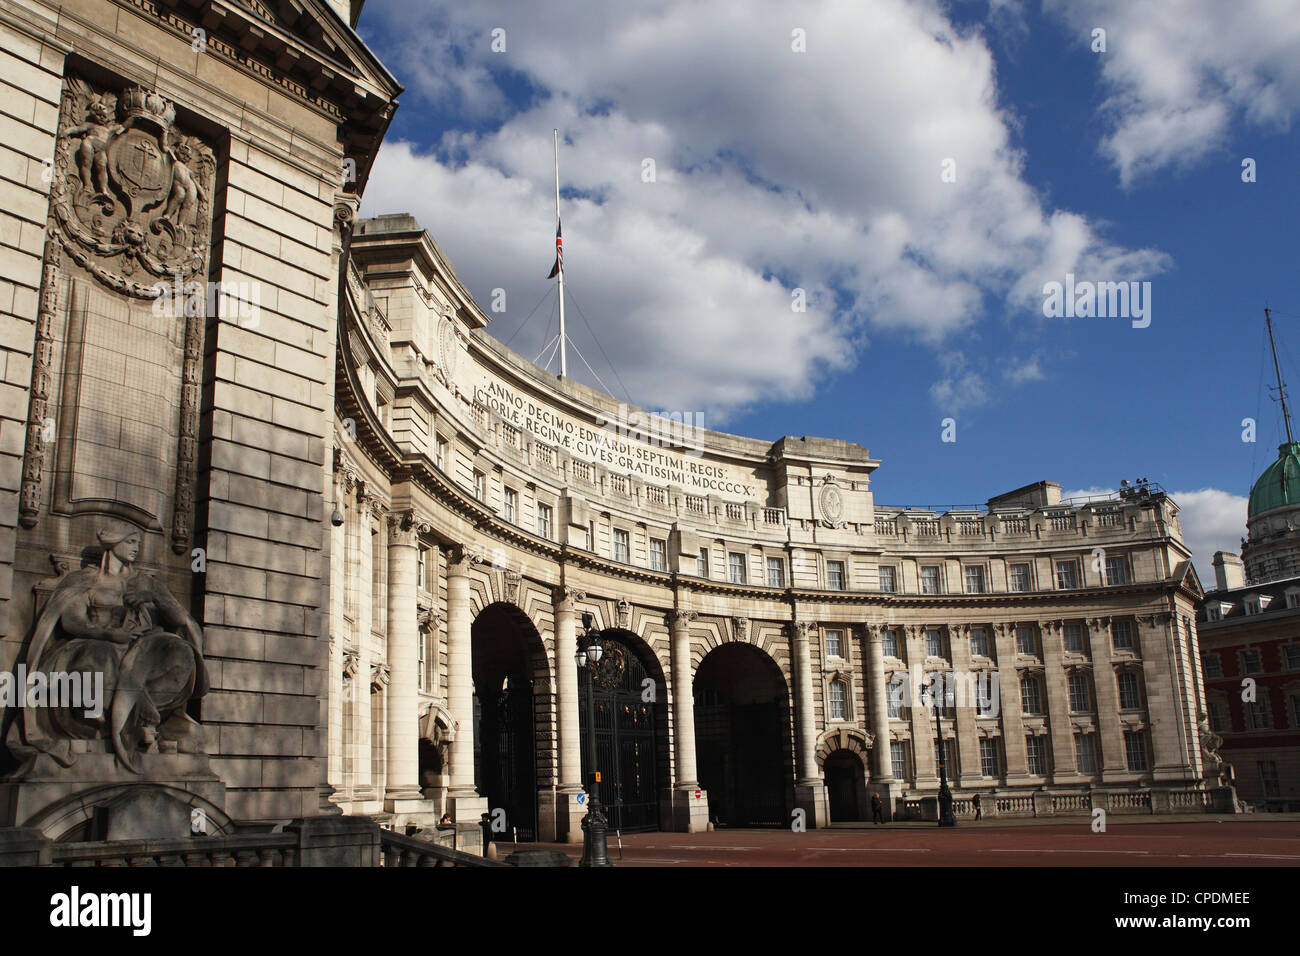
[539,787,587,843]
[868,781,904,822]
[0,751,227,841]
[668,784,710,832]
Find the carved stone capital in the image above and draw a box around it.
[789,620,816,640]
[387,508,430,548]
[448,544,485,574]
[370,663,390,693]
[553,585,586,611]
[667,609,697,629]
[862,622,884,643]
[417,605,441,629]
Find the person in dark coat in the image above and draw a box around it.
[972,793,983,820]
[871,793,884,824]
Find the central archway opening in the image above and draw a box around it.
[577,629,667,832]
[694,642,793,827]
[472,602,547,842]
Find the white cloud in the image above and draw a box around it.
[361,0,1169,417]
[1045,0,1300,186]
[1003,353,1045,385]
[930,352,990,414]
[1170,488,1248,585]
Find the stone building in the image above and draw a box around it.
[1195,441,1300,810]
[0,0,1223,852]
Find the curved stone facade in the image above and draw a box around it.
[331,214,1211,837]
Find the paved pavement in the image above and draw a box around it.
[523,818,1300,866]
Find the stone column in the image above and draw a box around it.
[384,510,430,816]
[993,622,1030,783]
[669,608,709,832]
[545,585,586,843]
[1088,616,1128,781]
[905,625,937,784]
[1140,611,1197,782]
[863,624,901,820]
[790,620,826,826]
[325,452,347,806]
[1040,620,1079,782]
[351,481,376,807]
[447,545,489,821]
[948,624,983,788]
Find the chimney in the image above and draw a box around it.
[1212,552,1245,591]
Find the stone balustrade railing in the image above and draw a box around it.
[894,787,1235,822]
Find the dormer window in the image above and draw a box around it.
[1287,588,1300,609]
[1244,595,1272,616]
[1206,602,1232,622]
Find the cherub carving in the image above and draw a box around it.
[65,95,120,196]
[161,140,205,227]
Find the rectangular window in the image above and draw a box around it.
[890,740,908,779]
[1289,591,1300,610]
[1245,700,1270,730]
[1124,731,1148,771]
[970,627,989,658]
[1284,644,1300,669]
[828,681,847,720]
[1064,623,1085,653]
[1203,653,1223,678]
[887,677,905,718]
[585,521,595,551]
[435,435,448,472]
[1208,701,1230,732]
[1055,560,1079,590]
[925,629,943,658]
[878,566,896,593]
[1068,674,1091,712]
[503,487,518,523]
[827,560,846,591]
[1259,761,1281,798]
[1009,563,1031,592]
[963,565,986,594]
[1112,619,1136,651]
[417,545,430,594]
[921,566,940,594]
[1292,695,1300,729]
[935,739,956,775]
[1117,672,1142,710]
[614,529,630,564]
[1105,555,1131,585]
[1074,734,1097,774]
[1025,736,1048,776]
[882,630,899,658]
[1020,677,1042,715]
[536,503,553,540]
[698,547,710,578]
[1241,648,1263,674]
[979,738,999,778]
[767,556,786,588]
[729,552,747,585]
[825,629,843,659]
[650,538,666,572]
[1016,625,1036,656]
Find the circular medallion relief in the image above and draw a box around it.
[438,316,459,377]
[819,482,844,525]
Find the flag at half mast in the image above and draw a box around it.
[547,220,563,278]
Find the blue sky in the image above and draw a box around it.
[354,0,1300,578]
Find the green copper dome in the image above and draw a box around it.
[1249,442,1300,517]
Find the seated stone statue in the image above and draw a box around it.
[6,522,208,773]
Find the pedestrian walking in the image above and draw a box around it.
[871,792,884,824]
[972,792,983,820]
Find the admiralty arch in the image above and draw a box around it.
[0,0,1220,850]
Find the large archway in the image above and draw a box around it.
[472,602,549,842]
[577,628,668,832]
[694,642,793,827]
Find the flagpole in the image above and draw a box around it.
[554,128,567,379]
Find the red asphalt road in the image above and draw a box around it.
[529,820,1300,866]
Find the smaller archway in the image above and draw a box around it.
[824,751,866,822]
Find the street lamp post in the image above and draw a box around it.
[576,612,613,867]
[927,674,957,828]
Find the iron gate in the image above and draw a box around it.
[578,637,660,832]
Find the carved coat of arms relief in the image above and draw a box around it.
[51,78,216,297]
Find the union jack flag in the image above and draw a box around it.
[547,220,563,278]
